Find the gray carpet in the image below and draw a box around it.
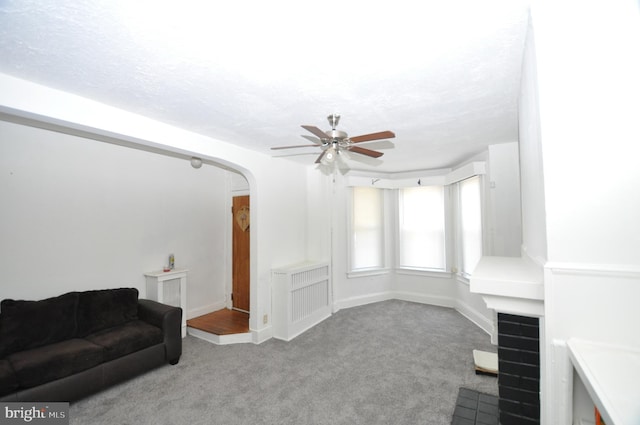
[70,300,497,425]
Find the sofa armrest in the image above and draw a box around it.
[137,299,182,364]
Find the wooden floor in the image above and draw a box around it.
[187,308,249,335]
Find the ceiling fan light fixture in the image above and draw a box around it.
[323,146,337,164]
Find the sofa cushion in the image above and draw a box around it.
[0,359,19,397]
[76,288,139,337]
[85,320,163,361]
[0,292,79,358]
[7,339,104,390]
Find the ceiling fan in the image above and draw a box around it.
[271,114,395,165]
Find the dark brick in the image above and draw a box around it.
[499,398,540,418]
[498,313,539,326]
[498,321,540,339]
[499,360,540,379]
[451,416,475,425]
[458,396,479,410]
[478,400,499,416]
[499,347,540,365]
[452,388,500,425]
[454,405,476,420]
[458,387,480,401]
[499,410,540,425]
[499,372,540,392]
[499,385,540,406]
[497,334,540,352]
[478,393,498,405]
[476,410,499,425]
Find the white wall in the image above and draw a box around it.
[527,1,640,423]
[487,142,522,257]
[0,74,310,339]
[533,1,640,266]
[0,120,228,317]
[518,16,547,265]
[305,167,331,263]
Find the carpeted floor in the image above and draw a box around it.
[69,300,497,425]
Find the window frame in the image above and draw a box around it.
[394,184,451,275]
[453,175,485,283]
[347,186,391,277]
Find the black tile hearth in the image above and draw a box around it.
[451,387,499,425]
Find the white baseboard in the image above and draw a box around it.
[392,290,455,308]
[187,324,273,345]
[455,298,494,337]
[187,300,227,320]
[251,325,273,344]
[333,291,394,312]
[187,327,253,345]
[333,290,492,338]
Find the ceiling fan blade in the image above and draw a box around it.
[302,125,329,140]
[353,140,395,150]
[315,150,327,164]
[301,135,324,144]
[350,130,396,143]
[348,146,384,158]
[271,144,320,150]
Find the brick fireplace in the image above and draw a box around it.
[469,255,545,425]
[497,313,540,424]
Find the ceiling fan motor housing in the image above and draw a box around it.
[327,129,348,140]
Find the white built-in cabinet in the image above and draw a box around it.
[272,262,331,341]
[568,339,640,425]
[144,268,188,338]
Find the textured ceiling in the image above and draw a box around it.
[0,0,530,173]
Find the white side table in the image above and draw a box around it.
[144,268,188,338]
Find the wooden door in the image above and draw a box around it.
[232,195,250,312]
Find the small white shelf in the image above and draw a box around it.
[568,338,640,425]
[144,268,188,338]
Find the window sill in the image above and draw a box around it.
[455,273,471,285]
[395,268,452,279]
[347,268,391,279]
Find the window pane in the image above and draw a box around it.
[398,186,446,269]
[352,187,383,270]
[460,176,482,274]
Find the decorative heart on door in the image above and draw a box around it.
[235,205,250,232]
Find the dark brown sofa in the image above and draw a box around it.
[0,288,181,402]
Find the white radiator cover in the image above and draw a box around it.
[272,262,331,341]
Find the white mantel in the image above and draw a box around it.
[470,255,544,317]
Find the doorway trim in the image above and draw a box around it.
[226,172,250,312]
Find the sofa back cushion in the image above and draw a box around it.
[76,288,139,337]
[0,292,79,358]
